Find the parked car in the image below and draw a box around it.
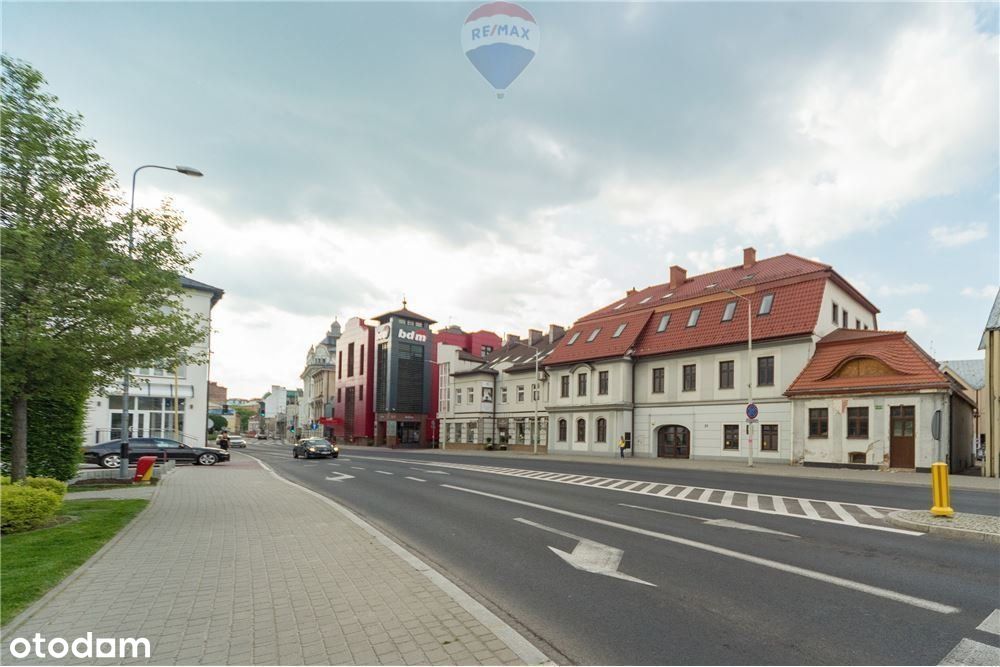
[293,438,338,459]
[229,436,247,448]
[84,438,231,468]
[256,433,268,440]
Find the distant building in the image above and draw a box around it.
[980,289,1000,478]
[300,319,340,438]
[208,381,228,405]
[83,277,224,448]
[332,317,375,443]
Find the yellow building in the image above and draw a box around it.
[980,289,1000,478]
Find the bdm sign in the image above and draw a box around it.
[398,329,428,343]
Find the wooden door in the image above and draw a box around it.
[657,425,691,459]
[890,405,915,468]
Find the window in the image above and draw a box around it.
[578,373,587,396]
[808,408,828,438]
[723,424,740,450]
[532,384,539,401]
[337,388,342,402]
[501,387,508,403]
[597,418,607,442]
[847,407,869,438]
[758,294,774,315]
[864,324,869,330]
[576,419,586,442]
[561,375,570,398]
[657,313,671,332]
[662,292,674,299]
[467,422,476,444]
[613,301,626,310]
[855,319,861,329]
[455,423,462,441]
[444,423,451,442]
[338,351,342,379]
[832,302,839,325]
[682,364,696,391]
[761,424,778,451]
[722,301,737,322]
[719,360,734,389]
[482,345,493,355]
[612,323,627,338]
[517,385,525,402]
[359,345,365,374]
[467,387,474,404]
[347,342,355,376]
[757,356,774,386]
[567,332,581,345]
[359,386,364,402]
[456,388,462,405]
[842,310,849,328]
[687,308,701,327]
[586,328,602,342]
[598,371,609,395]
[652,368,664,393]
[558,419,567,441]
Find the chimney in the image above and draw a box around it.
[669,265,687,289]
[743,247,757,269]
[548,324,565,343]
[505,333,521,345]
[626,287,637,296]
[528,329,544,345]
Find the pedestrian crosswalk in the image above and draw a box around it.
[939,610,1000,665]
[384,458,918,535]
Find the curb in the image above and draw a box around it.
[886,511,1000,545]
[1,473,167,635]
[238,451,555,666]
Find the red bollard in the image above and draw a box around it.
[134,456,157,482]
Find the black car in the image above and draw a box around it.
[84,438,231,468]
[292,438,338,459]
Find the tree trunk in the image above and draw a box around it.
[11,395,28,481]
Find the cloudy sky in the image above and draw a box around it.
[6,1,998,398]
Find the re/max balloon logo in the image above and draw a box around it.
[461,2,539,98]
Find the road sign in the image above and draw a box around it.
[746,403,759,420]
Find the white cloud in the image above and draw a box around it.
[885,307,930,330]
[877,283,930,297]
[961,285,998,299]
[930,223,989,247]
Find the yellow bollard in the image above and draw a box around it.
[930,462,954,517]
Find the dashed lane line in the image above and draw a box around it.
[405,476,426,483]
[376,470,393,475]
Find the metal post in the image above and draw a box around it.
[533,350,539,455]
[747,298,754,468]
[173,367,180,440]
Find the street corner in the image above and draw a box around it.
[887,509,1000,544]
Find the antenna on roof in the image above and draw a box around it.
[402,294,407,309]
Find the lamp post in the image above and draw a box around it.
[713,287,754,468]
[428,359,446,450]
[118,164,203,480]
[520,342,545,455]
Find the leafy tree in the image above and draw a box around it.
[234,406,256,431]
[208,414,228,433]
[1,55,207,480]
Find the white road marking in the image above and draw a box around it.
[772,497,788,515]
[976,609,1000,636]
[747,494,760,510]
[678,487,698,499]
[376,470,393,475]
[328,462,340,466]
[721,490,735,506]
[827,502,861,525]
[938,638,1000,666]
[405,476,426,483]
[351,466,366,470]
[857,504,887,519]
[656,485,676,496]
[514,518,655,587]
[799,499,822,520]
[621,503,799,538]
[446,485,958,615]
[325,472,355,482]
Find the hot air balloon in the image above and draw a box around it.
[461,2,539,98]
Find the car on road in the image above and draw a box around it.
[84,438,231,468]
[293,438,338,459]
[256,433,268,440]
[229,436,247,448]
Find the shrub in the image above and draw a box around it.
[0,485,62,534]
[21,477,67,497]
[0,476,10,485]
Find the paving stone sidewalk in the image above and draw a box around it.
[887,510,1000,544]
[1,457,549,666]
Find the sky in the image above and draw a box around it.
[5,1,999,398]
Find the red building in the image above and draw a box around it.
[330,317,375,443]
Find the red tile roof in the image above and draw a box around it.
[544,310,653,366]
[785,330,951,396]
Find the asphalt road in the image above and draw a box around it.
[243,443,1000,665]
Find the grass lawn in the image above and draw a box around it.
[0,499,148,625]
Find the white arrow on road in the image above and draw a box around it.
[514,518,655,587]
[325,472,355,482]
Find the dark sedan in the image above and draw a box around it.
[292,438,338,459]
[84,438,231,468]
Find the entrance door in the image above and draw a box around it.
[400,422,421,446]
[657,425,691,459]
[890,405,915,468]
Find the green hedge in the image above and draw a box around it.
[0,387,87,482]
[20,476,68,497]
[0,485,63,534]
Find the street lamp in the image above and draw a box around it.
[521,342,545,455]
[118,164,204,480]
[428,359,446,450]
[711,286,755,468]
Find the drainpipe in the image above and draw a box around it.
[629,350,636,457]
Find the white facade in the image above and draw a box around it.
[83,281,221,449]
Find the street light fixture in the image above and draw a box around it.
[118,164,204,480]
[711,286,755,468]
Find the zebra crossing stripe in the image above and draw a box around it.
[856,504,886,519]
[799,499,822,520]
[772,497,788,515]
[827,502,861,525]
[747,494,760,510]
[721,490,735,506]
[656,485,676,496]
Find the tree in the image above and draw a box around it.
[1,55,207,480]
[234,406,256,432]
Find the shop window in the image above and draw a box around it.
[761,424,778,451]
[723,424,740,450]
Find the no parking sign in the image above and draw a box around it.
[746,403,759,421]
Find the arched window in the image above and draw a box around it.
[576,418,586,442]
[596,418,607,442]
[558,419,567,442]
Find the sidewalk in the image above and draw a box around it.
[1,455,550,666]
[337,445,1000,493]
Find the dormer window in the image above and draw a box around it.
[613,302,626,310]
[687,308,701,327]
[612,323,627,338]
[639,296,652,304]
[705,283,717,289]
[722,301,737,322]
[657,313,671,332]
[662,292,674,299]
[758,294,774,316]
[566,332,581,345]
[586,328,602,342]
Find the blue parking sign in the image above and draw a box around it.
[746,403,759,420]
